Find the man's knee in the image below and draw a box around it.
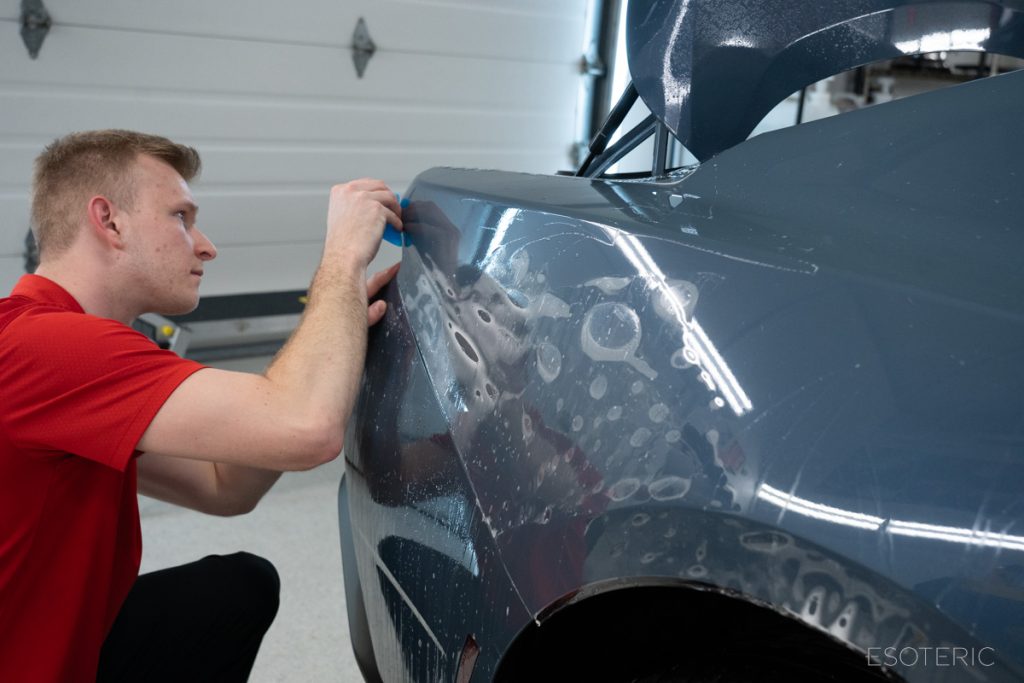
[203,552,280,628]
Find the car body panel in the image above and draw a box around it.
[343,67,1024,682]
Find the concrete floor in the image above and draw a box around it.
[137,354,363,682]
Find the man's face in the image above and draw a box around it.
[119,154,217,316]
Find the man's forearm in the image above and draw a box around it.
[254,180,401,464]
[263,255,369,457]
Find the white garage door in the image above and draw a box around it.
[0,0,588,297]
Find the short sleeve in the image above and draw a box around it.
[0,308,205,471]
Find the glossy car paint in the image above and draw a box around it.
[627,0,1024,160]
[342,65,1024,682]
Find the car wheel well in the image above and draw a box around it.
[493,583,900,682]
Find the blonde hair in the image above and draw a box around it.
[31,129,201,257]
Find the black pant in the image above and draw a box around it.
[98,552,280,683]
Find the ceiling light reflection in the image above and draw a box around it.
[485,208,521,261]
[757,484,1024,552]
[662,0,694,119]
[895,28,990,54]
[889,520,1024,553]
[758,483,884,530]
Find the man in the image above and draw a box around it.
[0,130,402,681]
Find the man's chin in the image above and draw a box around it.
[153,297,200,317]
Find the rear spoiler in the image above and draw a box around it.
[626,0,1024,160]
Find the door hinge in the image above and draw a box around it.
[580,52,606,78]
[23,229,39,274]
[20,0,52,59]
[351,17,376,78]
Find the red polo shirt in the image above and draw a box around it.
[0,275,204,682]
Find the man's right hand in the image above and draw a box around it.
[324,179,403,269]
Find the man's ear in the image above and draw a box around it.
[86,195,124,248]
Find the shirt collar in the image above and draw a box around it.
[10,274,85,314]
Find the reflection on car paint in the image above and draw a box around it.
[398,209,756,589]
[758,484,1024,552]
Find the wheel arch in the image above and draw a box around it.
[493,578,900,682]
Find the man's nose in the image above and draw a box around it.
[194,227,218,261]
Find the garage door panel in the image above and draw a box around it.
[2,28,364,98]
[188,191,324,250]
[193,144,574,241]
[1,89,576,150]
[376,1,586,62]
[0,196,31,255]
[0,256,25,295]
[26,0,585,63]
[198,146,569,186]
[0,146,39,188]
[197,241,321,295]
[194,240,400,297]
[1,30,579,110]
